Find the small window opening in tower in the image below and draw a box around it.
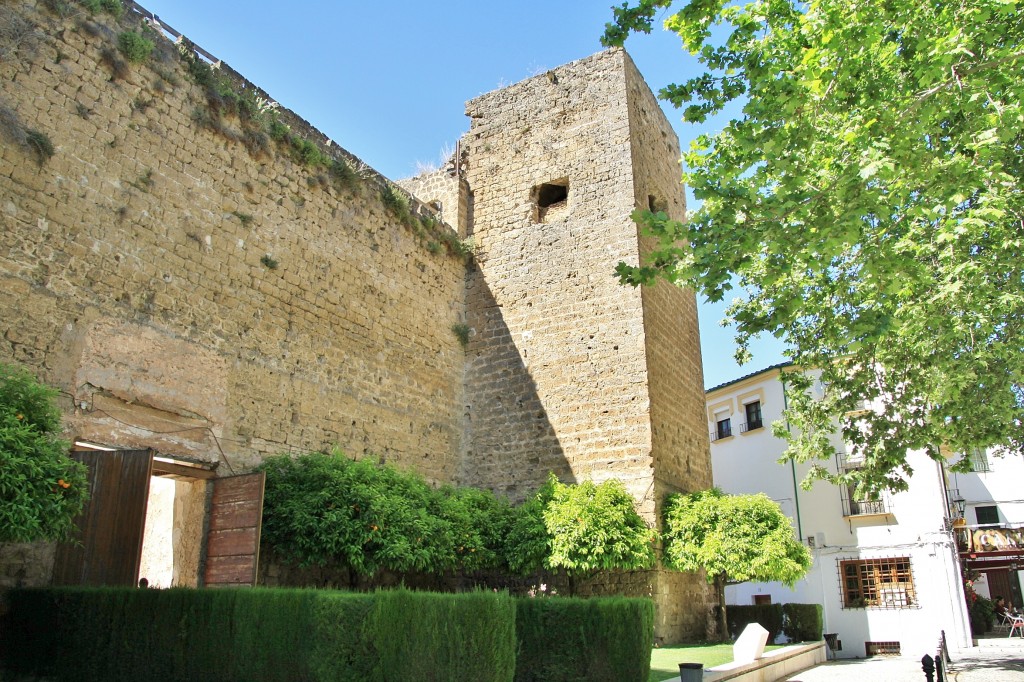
[533,180,569,223]
[648,195,667,213]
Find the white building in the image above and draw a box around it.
[707,363,973,658]
[948,449,1024,609]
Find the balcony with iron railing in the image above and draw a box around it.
[739,419,764,433]
[710,425,733,442]
[836,450,890,517]
[842,495,890,517]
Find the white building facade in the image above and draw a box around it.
[707,364,973,658]
[949,448,1024,610]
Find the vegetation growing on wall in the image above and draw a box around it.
[0,104,56,166]
[0,363,88,543]
[24,129,55,165]
[451,323,471,348]
[117,29,154,63]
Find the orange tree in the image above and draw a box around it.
[0,363,87,543]
[257,451,513,585]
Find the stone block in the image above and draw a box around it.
[734,622,770,664]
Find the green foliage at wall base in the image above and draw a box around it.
[371,590,516,681]
[726,603,824,643]
[514,596,654,682]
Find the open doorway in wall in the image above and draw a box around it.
[55,445,264,588]
[54,445,213,587]
[138,456,214,588]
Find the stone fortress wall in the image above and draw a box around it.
[0,0,468,481]
[0,0,711,640]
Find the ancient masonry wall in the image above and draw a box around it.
[1,4,714,640]
[460,51,655,501]
[457,50,712,640]
[0,2,468,481]
[622,53,715,638]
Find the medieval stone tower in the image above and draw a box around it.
[408,49,714,638]
[0,2,711,642]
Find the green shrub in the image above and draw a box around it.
[514,596,654,682]
[504,474,655,594]
[782,603,823,642]
[451,322,470,347]
[117,31,154,64]
[1,588,321,682]
[80,0,123,17]
[0,363,87,542]
[329,157,358,191]
[258,451,509,579]
[380,184,412,223]
[970,594,995,635]
[726,603,784,642]
[310,592,377,682]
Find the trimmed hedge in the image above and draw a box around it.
[727,603,824,643]
[727,603,784,642]
[1,589,652,681]
[515,596,654,682]
[0,587,516,682]
[782,603,823,642]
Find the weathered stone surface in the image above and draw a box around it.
[0,4,712,642]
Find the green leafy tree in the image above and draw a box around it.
[507,474,656,595]
[662,488,811,641]
[0,363,88,543]
[603,0,1024,494]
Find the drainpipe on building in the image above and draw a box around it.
[780,371,804,541]
[937,458,974,648]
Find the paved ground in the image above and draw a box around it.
[784,633,1024,682]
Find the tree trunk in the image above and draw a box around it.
[716,573,729,642]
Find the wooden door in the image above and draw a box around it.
[203,472,265,587]
[52,449,153,586]
[986,570,1021,609]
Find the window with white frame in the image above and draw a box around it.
[714,415,732,440]
[975,505,999,526]
[742,400,763,432]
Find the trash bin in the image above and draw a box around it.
[824,633,839,651]
[678,662,703,682]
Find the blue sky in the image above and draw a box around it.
[138,0,787,388]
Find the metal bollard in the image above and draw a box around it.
[921,653,935,682]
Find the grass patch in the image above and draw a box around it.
[648,643,786,682]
